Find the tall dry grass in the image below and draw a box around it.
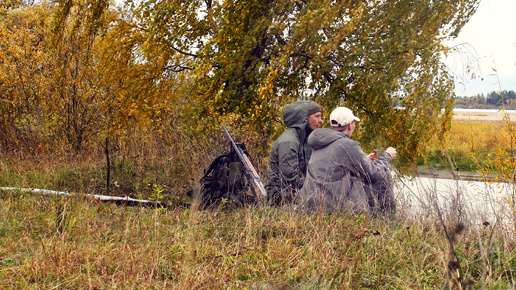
[2,188,516,288]
[0,125,227,205]
[2,115,516,288]
[423,119,516,176]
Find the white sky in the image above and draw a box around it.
[444,0,516,97]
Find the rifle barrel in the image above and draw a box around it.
[222,126,267,198]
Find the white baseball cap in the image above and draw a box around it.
[330,107,360,127]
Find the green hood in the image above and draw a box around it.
[283,100,319,142]
[283,100,311,129]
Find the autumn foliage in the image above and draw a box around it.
[1,0,479,183]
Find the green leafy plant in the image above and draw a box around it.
[150,184,165,201]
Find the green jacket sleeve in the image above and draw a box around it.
[277,141,303,190]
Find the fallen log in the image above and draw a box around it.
[0,187,185,208]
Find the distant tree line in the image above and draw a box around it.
[454,90,516,109]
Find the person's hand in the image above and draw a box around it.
[367,149,378,162]
[385,147,397,160]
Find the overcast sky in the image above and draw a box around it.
[444,0,516,97]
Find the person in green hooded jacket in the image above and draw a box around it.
[265,100,323,206]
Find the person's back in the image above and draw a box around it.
[300,128,393,213]
[265,100,322,205]
[299,107,396,214]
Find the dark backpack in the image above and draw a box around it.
[196,143,257,210]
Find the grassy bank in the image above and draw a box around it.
[1,188,515,288]
[0,127,220,205]
[2,118,516,288]
[421,119,516,178]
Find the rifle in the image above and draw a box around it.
[222,126,267,199]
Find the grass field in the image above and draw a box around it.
[1,188,516,289]
[451,108,516,122]
[2,113,516,288]
[421,109,516,179]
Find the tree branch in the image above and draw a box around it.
[170,46,198,58]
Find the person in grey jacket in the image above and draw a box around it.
[299,107,397,214]
[265,100,323,206]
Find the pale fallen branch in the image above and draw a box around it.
[0,187,168,208]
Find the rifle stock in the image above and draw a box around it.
[222,126,267,199]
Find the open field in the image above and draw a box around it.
[419,108,516,179]
[451,108,516,122]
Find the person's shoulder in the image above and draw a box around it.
[311,128,334,135]
[334,135,359,147]
[275,128,300,143]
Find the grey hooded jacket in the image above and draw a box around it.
[299,128,393,214]
[265,100,316,205]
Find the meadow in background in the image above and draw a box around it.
[421,109,516,181]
